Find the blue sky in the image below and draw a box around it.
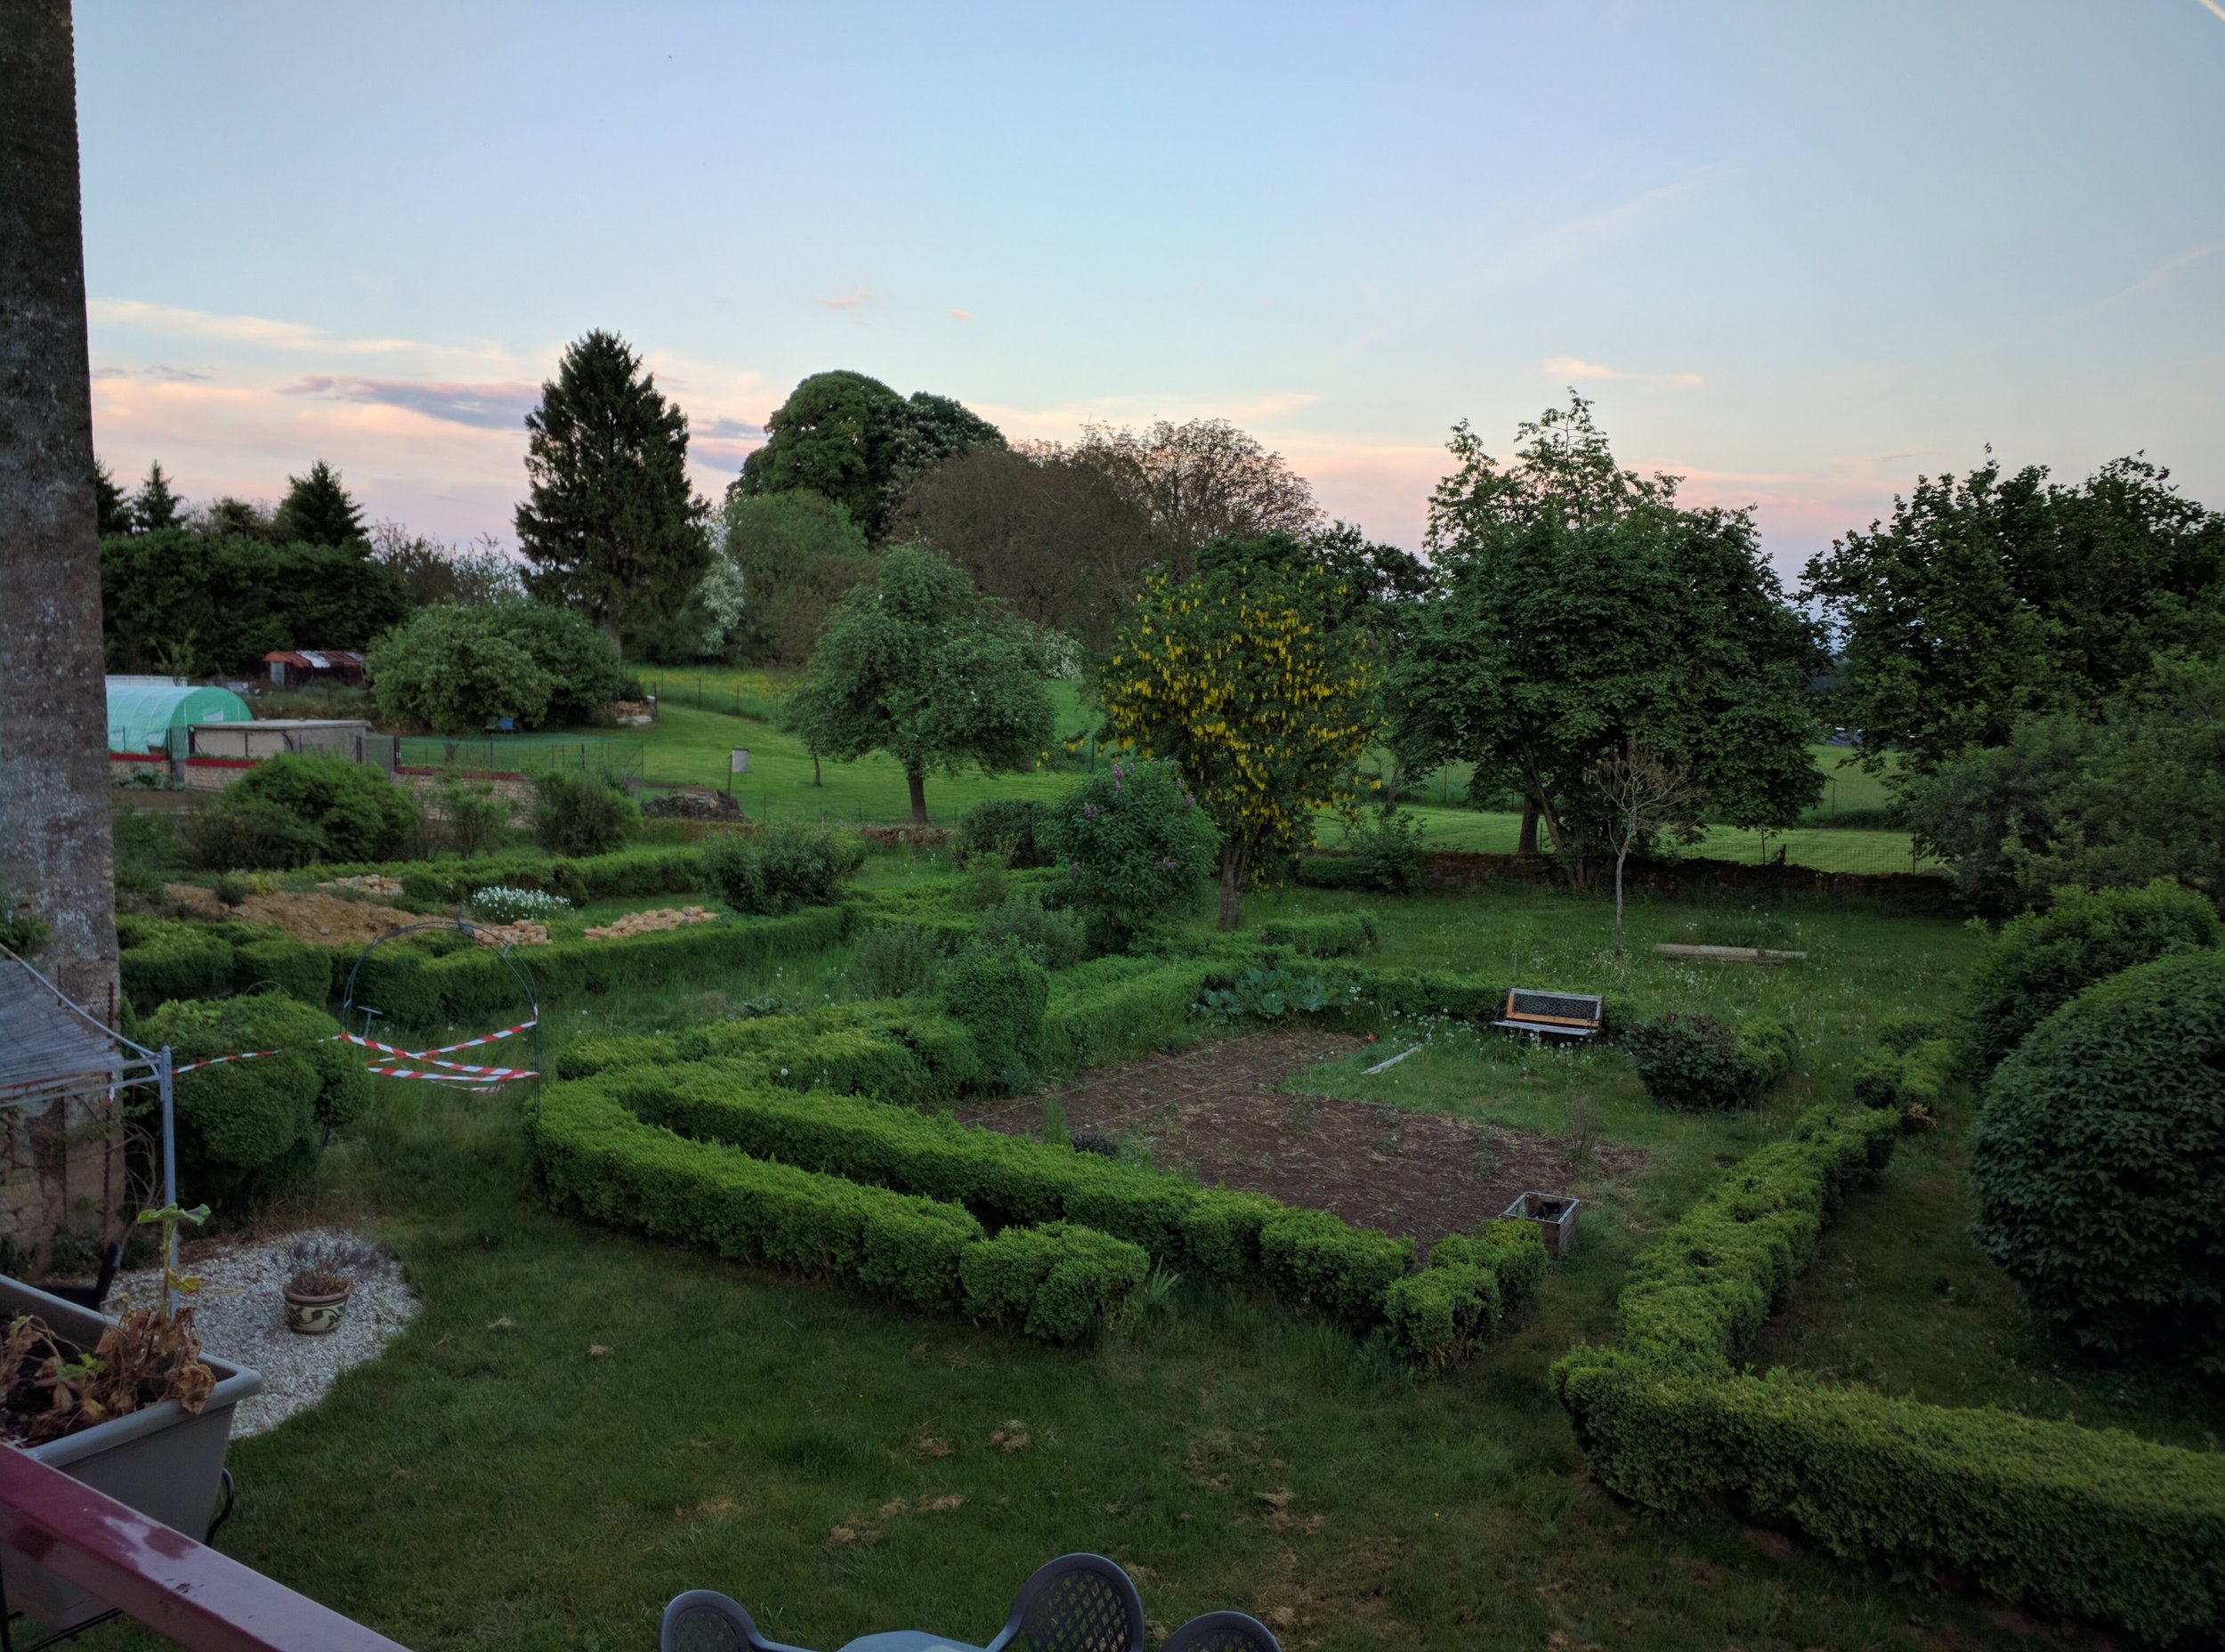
[77,1,2225,572]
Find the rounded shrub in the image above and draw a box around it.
[142,992,368,1210]
[951,798,1052,868]
[1969,947,2225,1373]
[530,769,640,856]
[1041,757,1220,944]
[700,822,865,915]
[1624,1011,1787,1109]
[196,752,419,869]
[943,944,1049,1089]
[1960,879,2220,1078]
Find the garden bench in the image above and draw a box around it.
[1491,987,1604,1041]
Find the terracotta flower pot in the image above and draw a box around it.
[281,1283,351,1335]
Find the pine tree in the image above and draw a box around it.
[93,458,132,536]
[514,329,708,646]
[130,459,182,532]
[271,458,366,546]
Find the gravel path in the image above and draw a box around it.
[108,1227,418,1438]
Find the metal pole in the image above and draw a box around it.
[158,1046,177,1318]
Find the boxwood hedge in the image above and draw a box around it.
[530,1079,1137,1342]
[1552,1101,2225,1642]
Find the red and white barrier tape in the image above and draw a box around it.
[176,1019,538,1081]
[364,1064,539,1084]
[338,1020,536,1061]
[173,1048,281,1075]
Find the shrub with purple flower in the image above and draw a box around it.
[1042,755,1221,944]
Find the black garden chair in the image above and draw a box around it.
[1159,1610,1281,1652]
[660,1589,819,1652]
[983,1553,1145,1652]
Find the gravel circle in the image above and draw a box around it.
[108,1227,418,1438]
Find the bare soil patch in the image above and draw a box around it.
[165,883,420,944]
[961,1029,1646,1248]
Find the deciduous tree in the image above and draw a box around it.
[1801,455,2224,773]
[1388,397,1823,885]
[701,487,874,662]
[515,329,709,647]
[739,370,1003,539]
[786,546,1054,825]
[1589,739,1703,954]
[1069,417,1321,551]
[1098,537,1380,927]
[889,442,1174,649]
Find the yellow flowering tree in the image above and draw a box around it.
[1097,536,1380,927]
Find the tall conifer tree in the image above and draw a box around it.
[514,329,708,644]
[272,458,366,546]
[130,458,182,531]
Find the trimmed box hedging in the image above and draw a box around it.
[1045,956,1224,1069]
[530,1079,1137,1341]
[554,1000,980,1100]
[569,1058,1428,1332]
[231,936,335,1005]
[1385,1220,1548,1365]
[959,1221,1147,1343]
[1255,912,1379,958]
[350,905,846,1027]
[117,915,236,1011]
[1258,1207,1415,1328]
[1551,1101,2225,1643]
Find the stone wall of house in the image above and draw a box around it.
[0,1092,123,1274]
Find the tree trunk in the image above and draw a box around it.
[812,753,821,787]
[0,0,117,1014]
[1517,797,1540,856]
[1614,830,1632,956]
[1215,840,1248,930]
[906,768,927,826]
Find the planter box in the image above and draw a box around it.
[1502,1191,1582,1258]
[1,1275,262,1636]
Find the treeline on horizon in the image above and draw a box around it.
[95,327,2225,911]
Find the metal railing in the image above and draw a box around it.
[0,1448,409,1652]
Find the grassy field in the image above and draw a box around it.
[90,872,2178,1652]
[631,670,1927,874]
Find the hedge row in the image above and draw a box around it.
[117,916,335,1012]
[555,999,981,1102]
[1385,1221,1548,1365]
[1046,956,1226,1069]
[351,906,847,1026]
[1551,1104,2225,1642]
[587,1059,1416,1327]
[1850,1035,1953,1118]
[303,846,708,906]
[1254,912,1379,958]
[530,1079,1142,1343]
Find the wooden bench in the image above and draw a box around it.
[1491,986,1605,1041]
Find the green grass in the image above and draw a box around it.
[1748,1105,2225,1454]
[634,685,1924,874]
[97,876,2183,1650]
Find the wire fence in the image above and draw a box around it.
[393,733,645,777]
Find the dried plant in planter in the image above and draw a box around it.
[2,1306,213,1446]
[284,1235,388,1298]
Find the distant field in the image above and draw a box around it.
[634,669,1924,871]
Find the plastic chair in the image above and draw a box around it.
[660,1589,819,1652]
[1159,1611,1281,1652]
[983,1553,1145,1652]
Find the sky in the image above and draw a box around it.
[74,1,2225,577]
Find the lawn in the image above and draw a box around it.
[628,675,1927,877]
[92,872,2122,1652]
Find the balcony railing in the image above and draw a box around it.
[0,1447,408,1652]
